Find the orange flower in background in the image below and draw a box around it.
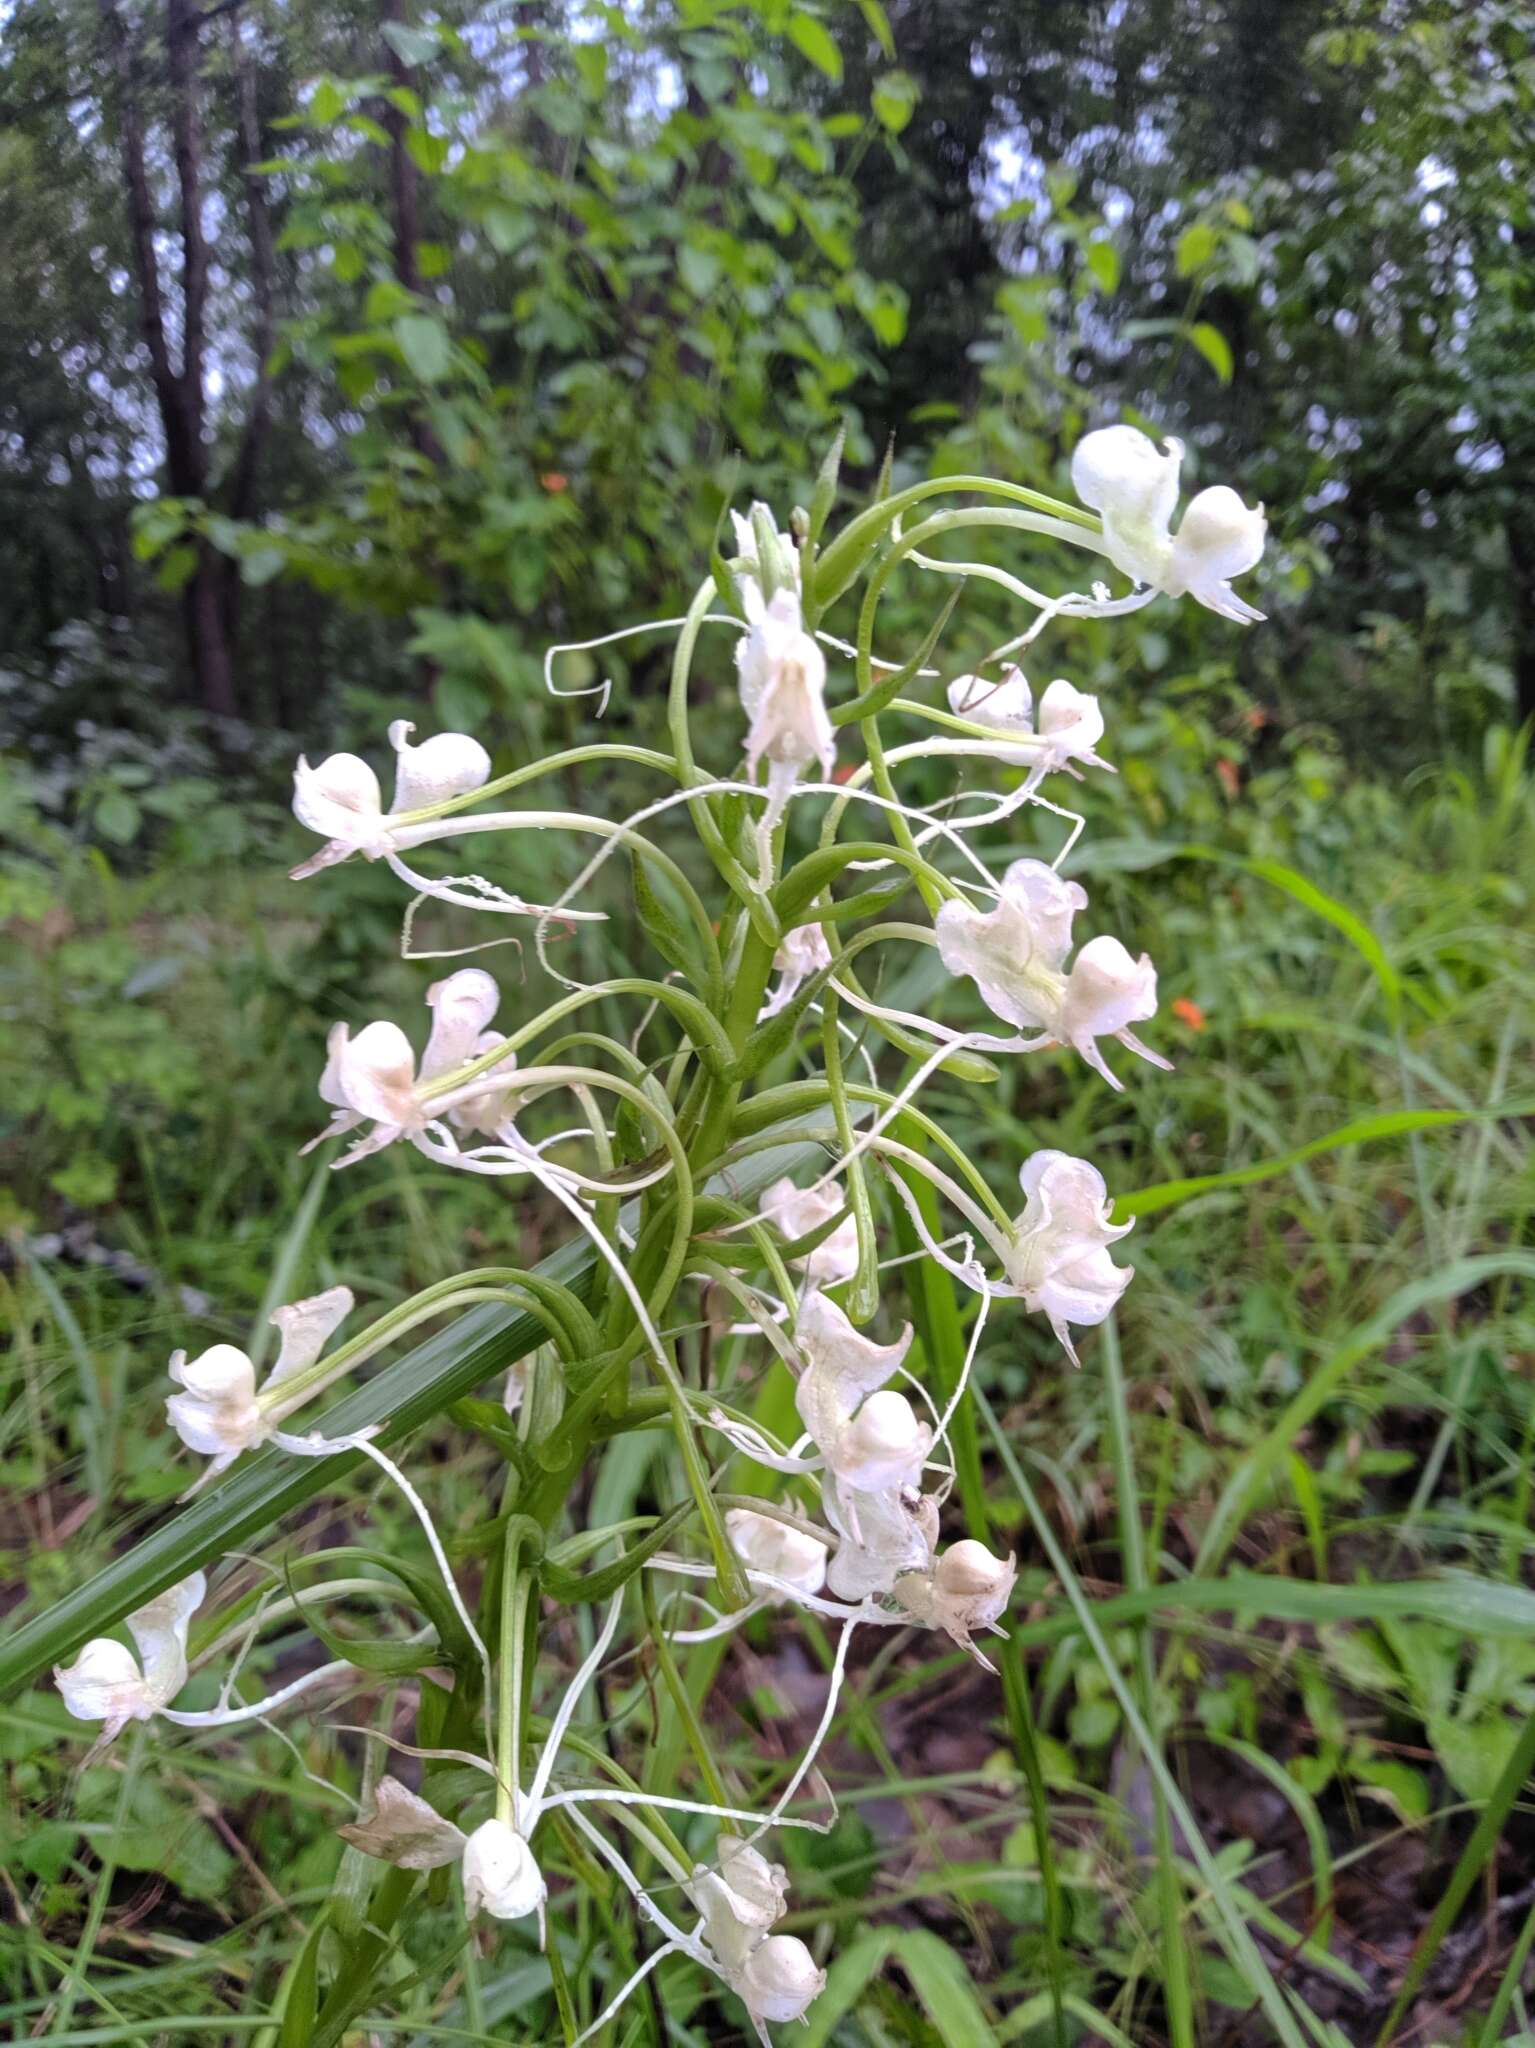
[1215,757,1241,799]
[540,472,569,493]
[1171,997,1206,1031]
[833,762,858,784]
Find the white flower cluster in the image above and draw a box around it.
[50,425,1265,2043]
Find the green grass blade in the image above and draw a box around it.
[1372,1700,1535,2045]
[1101,1317,1195,2048]
[975,1385,1314,2048]
[1115,1108,1485,1221]
[1194,1252,1535,1577]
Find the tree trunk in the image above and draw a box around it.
[99,0,238,717]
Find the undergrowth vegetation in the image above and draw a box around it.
[3,599,1531,2042]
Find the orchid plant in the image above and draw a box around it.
[50,423,1264,2040]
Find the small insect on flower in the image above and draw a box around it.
[1071,424,1267,624]
[292,718,492,877]
[935,857,1170,1088]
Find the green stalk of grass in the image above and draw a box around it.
[1100,1317,1195,2048]
[1372,1699,1535,2046]
[974,1383,1315,2048]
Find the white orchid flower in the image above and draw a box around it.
[55,1573,206,1743]
[1002,1150,1135,1361]
[794,1293,929,1492]
[684,1839,823,2037]
[894,1539,1017,1666]
[758,921,832,1019]
[305,968,517,1165]
[1071,424,1266,624]
[339,1783,547,1927]
[292,718,492,877]
[935,857,1169,1088]
[947,668,1110,784]
[736,583,835,832]
[726,1507,829,1599]
[759,1176,858,1289]
[165,1284,354,1486]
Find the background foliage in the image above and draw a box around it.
[1,1,1532,2043]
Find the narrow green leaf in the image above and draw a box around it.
[1116,1108,1473,1220]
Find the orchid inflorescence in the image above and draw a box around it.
[54,424,1264,2039]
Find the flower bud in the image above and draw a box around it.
[834,1388,932,1491]
[738,1934,826,2024]
[388,720,492,814]
[726,1507,829,1597]
[461,1818,546,1922]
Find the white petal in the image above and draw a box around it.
[759,1178,859,1286]
[1167,485,1267,612]
[266,1286,355,1393]
[738,1935,825,2024]
[387,720,492,814]
[947,666,1034,732]
[461,1819,546,1921]
[726,1507,828,1596]
[1059,934,1159,1045]
[292,752,384,844]
[125,1571,206,1707]
[421,969,502,1080]
[332,1020,419,1126]
[1070,425,1182,588]
[55,1637,150,1726]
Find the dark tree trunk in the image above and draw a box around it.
[99,0,237,717]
